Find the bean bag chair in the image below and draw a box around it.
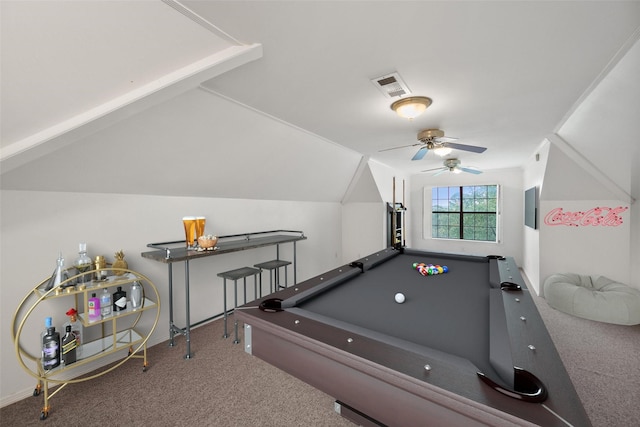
[543,273,640,325]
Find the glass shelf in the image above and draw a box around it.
[35,273,139,299]
[78,297,156,326]
[40,328,144,376]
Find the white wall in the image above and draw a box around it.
[408,167,524,265]
[0,190,343,406]
[536,141,636,294]
[539,199,632,289]
[631,147,640,289]
[631,200,640,289]
[1,89,363,203]
[341,202,386,262]
[521,141,551,294]
[341,160,410,263]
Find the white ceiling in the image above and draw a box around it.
[1,1,639,201]
[1,0,234,145]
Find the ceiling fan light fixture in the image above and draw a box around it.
[390,96,432,119]
[453,168,462,174]
[433,146,452,156]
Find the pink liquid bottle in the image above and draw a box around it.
[88,293,101,322]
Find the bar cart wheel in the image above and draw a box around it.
[40,406,50,420]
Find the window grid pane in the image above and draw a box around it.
[431,185,498,242]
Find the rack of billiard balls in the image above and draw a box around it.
[413,262,449,276]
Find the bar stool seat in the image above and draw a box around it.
[254,259,292,295]
[217,266,260,343]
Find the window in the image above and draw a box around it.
[431,185,498,242]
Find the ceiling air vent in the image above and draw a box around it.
[371,72,411,98]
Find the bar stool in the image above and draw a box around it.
[254,259,292,295]
[217,266,260,343]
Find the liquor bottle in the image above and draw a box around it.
[88,293,101,322]
[113,287,127,312]
[61,325,77,365]
[64,308,83,358]
[100,288,112,318]
[41,317,60,370]
[74,243,92,284]
[130,281,143,310]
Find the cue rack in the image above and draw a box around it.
[389,177,406,248]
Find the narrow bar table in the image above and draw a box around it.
[141,230,306,359]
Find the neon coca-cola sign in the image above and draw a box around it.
[544,206,628,227]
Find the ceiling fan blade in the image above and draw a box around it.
[434,136,458,143]
[421,167,446,173]
[378,143,422,152]
[460,167,483,175]
[445,142,487,153]
[433,168,448,176]
[412,147,429,160]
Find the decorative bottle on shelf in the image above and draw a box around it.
[100,288,112,318]
[41,317,60,370]
[61,325,77,365]
[64,308,83,357]
[88,293,101,322]
[130,281,143,310]
[45,252,69,291]
[113,286,127,312]
[74,243,92,284]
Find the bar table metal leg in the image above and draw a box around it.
[168,263,175,347]
[234,278,240,344]
[222,278,229,339]
[184,259,193,359]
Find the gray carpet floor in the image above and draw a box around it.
[1,317,353,427]
[529,291,640,427]
[2,292,639,426]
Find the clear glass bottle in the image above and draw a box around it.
[74,243,92,284]
[45,252,69,291]
[130,281,143,310]
[100,288,112,318]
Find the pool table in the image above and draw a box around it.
[236,248,591,426]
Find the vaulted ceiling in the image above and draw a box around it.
[2,1,639,202]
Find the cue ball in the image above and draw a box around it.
[395,292,406,304]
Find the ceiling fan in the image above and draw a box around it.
[422,158,483,175]
[380,129,487,160]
